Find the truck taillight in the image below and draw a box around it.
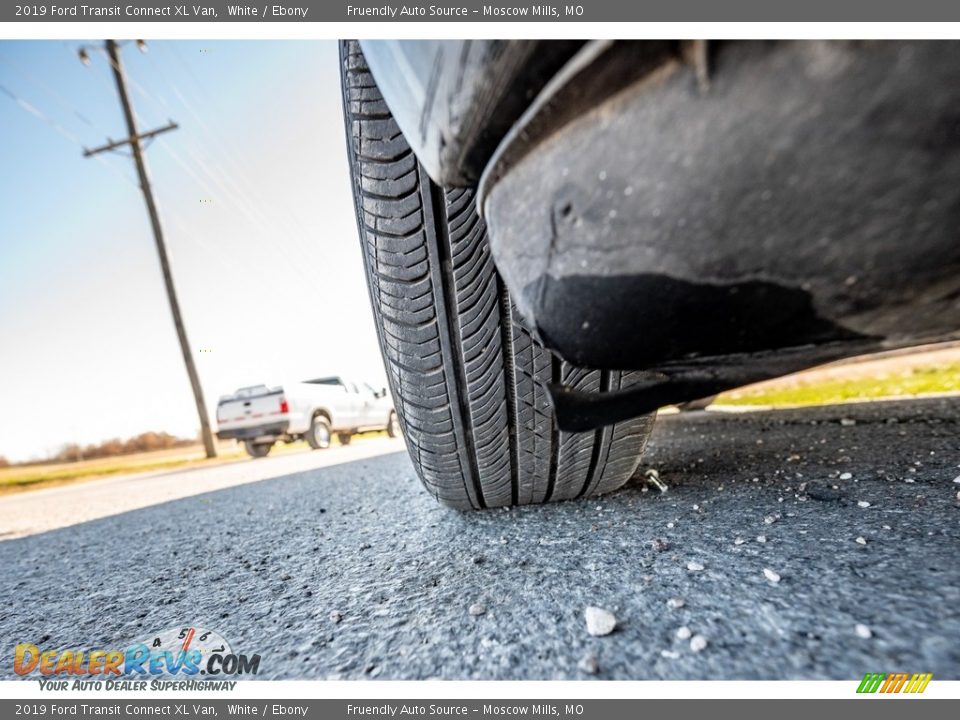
[279,398,289,414]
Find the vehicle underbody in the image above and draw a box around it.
[360,40,960,432]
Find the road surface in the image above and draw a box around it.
[0,437,404,540]
[1,398,957,680]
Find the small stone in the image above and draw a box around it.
[666,597,685,610]
[468,603,486,616]
[855,536,867,545]
[652,538,670,552]
[577,653,599,675]
[734,537,745,545]
[676,626,692,640]
[855,623,872,639]
[953,476,960,484]
[839,472,853,480]
[764,515,778,525]
[689,635,708,653]
[857,501,871,508]
[660,649,680,659]
[686,561,704,572]
[840,418,856,426]
[330,611,342,624]
[806,482,843,502]
[763,568,781,584]
[584,606,617,636]
[756,535,767,543]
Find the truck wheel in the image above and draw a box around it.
[386,411,400,438]
[337,432,353,446]
[342,41,656,510]
[244,441,272,459]
[306,415,331,450]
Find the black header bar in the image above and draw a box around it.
[4,0,960,23]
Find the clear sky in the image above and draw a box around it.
[0,40,386,462]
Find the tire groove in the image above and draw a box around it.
[429,180,486,509]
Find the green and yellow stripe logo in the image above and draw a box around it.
[857,673,932,694]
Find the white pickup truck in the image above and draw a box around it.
[215,376,398,458]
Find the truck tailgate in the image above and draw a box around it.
[216,387,288,433]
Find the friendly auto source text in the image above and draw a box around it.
[346,5,583,17]
[347,706,578,716]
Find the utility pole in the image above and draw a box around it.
[84,39,217,458]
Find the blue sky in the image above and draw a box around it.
[0,40,385,461]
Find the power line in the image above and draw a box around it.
[0,80,138,187]
[0,50,98,130]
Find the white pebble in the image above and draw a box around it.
[676,626,692,640]
[756,535,767,543]
[763,568,781,584]
[839,472,853,480]
[660,649,680,659]
[577,653,599,674]
[690,635,708,653]
[855,623,872,639]
[734,537,745,545]
[686,561,704,572]
[666,597,685,610]
[584,606,617,636]
[953,476,960,484]
[764,515,778,525]
[857,501,871,508]
[855,536,867,545]
[468,603,486,616]
[840,418,856,426]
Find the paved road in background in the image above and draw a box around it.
[1,398,957,680]
[0,437,403,540]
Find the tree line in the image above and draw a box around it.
[1,431,198,467]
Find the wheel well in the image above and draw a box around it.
[312,409,331,424]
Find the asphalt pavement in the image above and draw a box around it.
[0,437,403,540]
[1,397,958,680]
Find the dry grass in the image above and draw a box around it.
[0,432,386,496]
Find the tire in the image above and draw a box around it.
[342,41,656,510]
[306,415,331,450]
[386,411,400,438]
[244,441,272,459]
[337,432,353,446]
